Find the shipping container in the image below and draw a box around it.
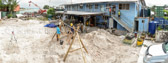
[1,12,7,18]
[154,6,164,17]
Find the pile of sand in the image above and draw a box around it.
[80,29,140,63]
[64,29,140,63]
[0,19,140,63]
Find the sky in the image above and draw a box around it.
[18,0,168,8]
[19,0,70,8]
[145,0,168,7]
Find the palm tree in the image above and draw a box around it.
[0,0,3,10]
[6,0,18,13]
[2,0,19,17]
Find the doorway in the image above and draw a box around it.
[113,20,117,28]
[90,16,96,26]
[135,21,139,32]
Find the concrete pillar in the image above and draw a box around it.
[109,18,113,28]
[83,16,86,32]
[0,11,1,19]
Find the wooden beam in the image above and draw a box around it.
[51,32,57,40]
[63,26,88,63]
[79,35,88,53]
[69,47,83,53]
[77,33,86,63]
[63,32,77,62]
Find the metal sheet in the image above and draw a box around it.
[56,11,105,15]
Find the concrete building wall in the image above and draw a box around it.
[137,18,149,32]
[65,2,143,31]
[117,22,127,31]
[119,2,136,29]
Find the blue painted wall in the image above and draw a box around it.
[65,2,143,31]
[137,18,149,32]
[117,23,127,31]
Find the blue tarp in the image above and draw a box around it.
[44,23,57,28]
[154,18,168,30]
[154,18,168,25]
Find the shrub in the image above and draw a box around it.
[7,14,13,18]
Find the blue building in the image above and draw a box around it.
[60,0,149,32]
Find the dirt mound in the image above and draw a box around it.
[2,42,20,55]
[0,19,140,63]
[81,29,140,63]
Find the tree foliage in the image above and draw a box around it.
[163,10,168,20]
[47,8,55,16]
[0,0,19,18]
[0,0,18,11]
[150,5,156,12]
[43,5,49,9]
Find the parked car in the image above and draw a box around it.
[144,42,168,63]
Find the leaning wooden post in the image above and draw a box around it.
[63,32,77,62]
[77,33,86,63]
[79,35,88,53]
[63,26,78,62]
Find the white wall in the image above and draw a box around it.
[109,18,113,28]
[0,11,1,19]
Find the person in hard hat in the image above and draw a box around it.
[66,23,75,44]
[70,23,74,34]
[56,25,61,41]
[118,10,121,18]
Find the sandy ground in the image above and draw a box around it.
[0,19,141,63]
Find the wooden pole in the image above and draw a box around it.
[63,30,77,62]
[79,35,88,53]
[69,47,82,53]
[77,33,86,63]
[51,32,57,40]
[63,26,88,62]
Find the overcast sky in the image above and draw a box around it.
[18,0,168,8]
[145,0,168,7]
[19,0,70,8]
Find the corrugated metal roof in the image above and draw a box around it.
[64,0,139,5]
[56,11,105,15]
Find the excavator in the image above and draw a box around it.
[29,1,46,14]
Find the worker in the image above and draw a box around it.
[79,21,83,33]
[104,19,107,29]
[118,10,121,18]
[56,25,61,41]
[70,23,74,34]
[112,5,116,15]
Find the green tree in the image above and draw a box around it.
[0,0,2,9]
[163,10,168,20]
[43,5,49,9]
[150,5,156,12]
[0,0,5,10]
[2,0,19,18]
[47,8,55,16]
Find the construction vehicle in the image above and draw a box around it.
[28,1,46,14]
